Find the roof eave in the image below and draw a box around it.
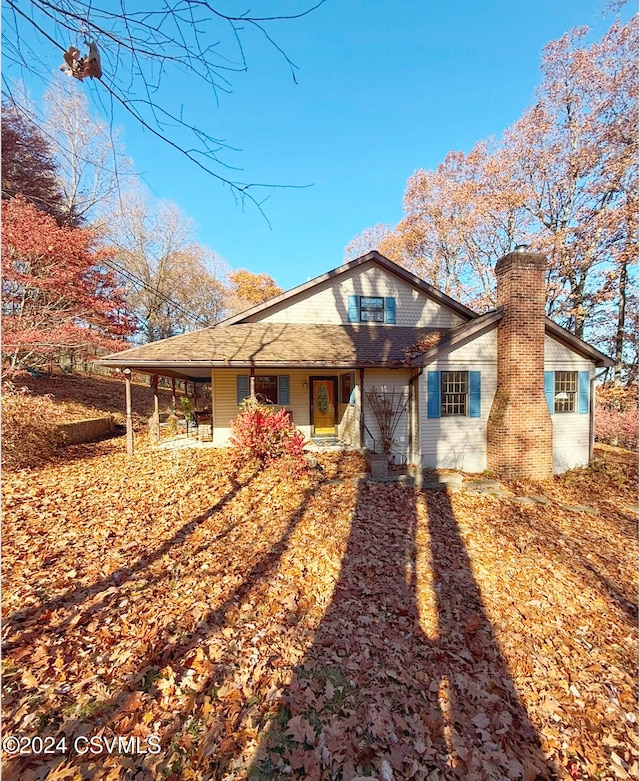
[544,319,614,367]
[219,251,478,326]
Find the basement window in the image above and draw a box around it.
[554,371,577,413]
[441,371,468,416]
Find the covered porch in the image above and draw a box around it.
[97,321,433,462]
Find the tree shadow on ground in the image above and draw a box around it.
[1,458,324,781]
[249,479,553,781]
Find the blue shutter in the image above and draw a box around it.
[237,375,249,404]
[427,371,440,418]
[278,375,290,405]
[578,371,589,414]
[469,371,481,418]
[544,371,555,414]
[384,297,396,324]
[348,295,359,323]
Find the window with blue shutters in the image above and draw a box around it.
[237,375,291,405]
[427,370,481,418]
[347,295,397,323]
[545,370,589,414]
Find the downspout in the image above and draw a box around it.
[359,368,365,450]
[590,367,609,463]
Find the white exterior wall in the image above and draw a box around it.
[244,262,465,328]
[420,330,497,473]
[363,369,413,465]
[545,335,594,473]
[418,331,596,474]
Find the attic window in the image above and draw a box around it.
[359,297,384,322]
[348,296,396,324]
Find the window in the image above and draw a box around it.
[341,372,356,404]
[554,371,577,413]
[359,296,384,322]
[441,371,468,416]
[427,371,480,419]
[347,296,396,324]
[237,375,290,405]
[544,370,589,415]
[256,375,278,404]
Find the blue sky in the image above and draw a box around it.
[5,0,628,291]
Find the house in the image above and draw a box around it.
[99,250,613,479]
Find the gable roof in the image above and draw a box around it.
[410,307,613,367]
[219,250,478,325]
[98,251,613,375]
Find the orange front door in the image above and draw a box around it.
[312,379,336,434]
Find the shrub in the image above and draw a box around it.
[1,382,63,469]
[229,397,306,470]
[595,405,638,451]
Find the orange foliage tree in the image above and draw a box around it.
[226,269,284,315]
[347,17,638,383]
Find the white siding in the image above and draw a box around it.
[244,262,465,328]
[418,331,596,474]
[420,330,497,473]
[544,338,594,472]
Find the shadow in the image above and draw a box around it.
[2,467,258,649]
[480,505,638,625]
[248,479,553,780]
[1,457,324,781]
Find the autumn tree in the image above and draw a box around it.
[505,19,638,349]
[348,16,638,381]
[1,102,74,226]
[107,192,228,342]
[1,197,134,372]
[226,270,284,315]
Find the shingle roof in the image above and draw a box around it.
[99,323,450,369]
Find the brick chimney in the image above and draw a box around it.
[486,249,553,480]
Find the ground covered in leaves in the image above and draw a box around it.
[2,440,637,781]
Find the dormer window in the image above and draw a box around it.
[347,295,396,324]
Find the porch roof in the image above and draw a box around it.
[97,323,450,376]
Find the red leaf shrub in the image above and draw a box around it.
[229,397,307,471]
[595,383,638,451]
[595,405,638,451]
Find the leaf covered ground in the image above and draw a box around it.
[2,440,637,781]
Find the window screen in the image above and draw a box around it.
[359,296,384,322]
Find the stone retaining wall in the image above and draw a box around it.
[58,416,114,446]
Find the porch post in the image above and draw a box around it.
[152,375,160,440]
[124,368,134,456]
[171,378,176,412]
[250,367,256,398]
[359,368,365,449]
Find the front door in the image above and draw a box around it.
[311,378,337,435]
